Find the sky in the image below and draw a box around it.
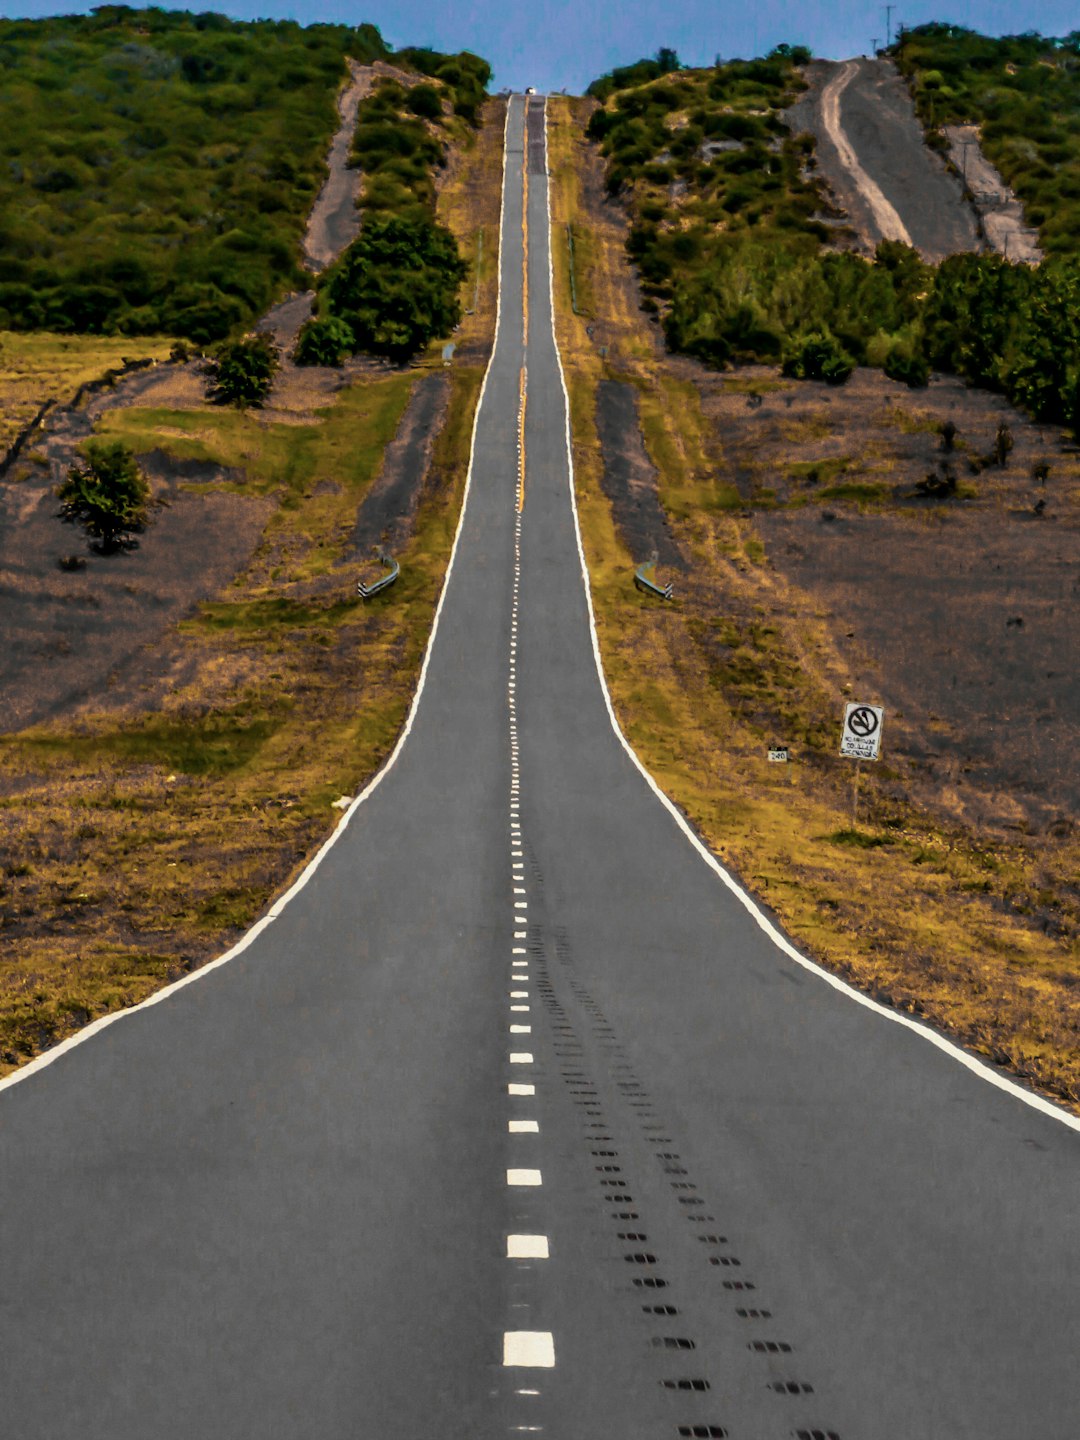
[3,0,1077,94]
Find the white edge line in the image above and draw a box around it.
[540,97,1080,1136]
[0,100,517,1099]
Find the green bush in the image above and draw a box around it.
[293,314,356,366]
[205,333,279,406]
[883,347,930,387]
[782,332,855,384]
[56,440,150,552]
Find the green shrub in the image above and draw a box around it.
[293,314,356,366]
[205,333,279,406]
[883,348,930,387]
[56,440,150,552]
[782,332,855,384]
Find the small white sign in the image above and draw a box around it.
[840,702,884,761]
[768,748,789,763]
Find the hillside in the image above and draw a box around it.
[0,8,387,342]
[587,45,1080,432]
[895,24,1080,258]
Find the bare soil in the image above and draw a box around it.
[788,59,980,260]
[942,124,1043,264]
[594,380,683,568]
[698,364,1080,835]
[347,372,451,557]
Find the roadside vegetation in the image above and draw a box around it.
[548,94,1080,1108]
[0,331,174,460]
[585,48,931,381]
[0,7,389,344]
[296,52,488,364]
[0,76,504,1071]
[894,24,1080,257]
[588,42,1080,435]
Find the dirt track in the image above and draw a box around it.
[788,58,980,260]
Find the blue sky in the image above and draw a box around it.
[3,0,1075,93]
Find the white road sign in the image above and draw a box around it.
[840,702,884,761]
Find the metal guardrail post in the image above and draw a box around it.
[357,548,400,599]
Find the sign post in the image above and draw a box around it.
[839,702,883,828]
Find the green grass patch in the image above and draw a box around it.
[826,828,893,848]
[818,481,889,505]
[7,708,284,776]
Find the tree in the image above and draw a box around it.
[56,441,150,552]
[205,332,279,407]
[323,215,466,362]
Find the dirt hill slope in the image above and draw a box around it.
[788,58,980,260]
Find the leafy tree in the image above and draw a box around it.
[56,440,150,552]
[323,215,466,362]
[205,333,279,406]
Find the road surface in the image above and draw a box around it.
[1,95,1078,1440]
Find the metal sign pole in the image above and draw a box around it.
[851,759,862,830]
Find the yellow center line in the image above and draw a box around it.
[518,97,529,514]
[517,364,527,513]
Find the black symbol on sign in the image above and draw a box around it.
[848,707,879,738]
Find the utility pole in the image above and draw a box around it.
[884,4,895,47]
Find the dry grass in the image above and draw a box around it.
[0,105,503,1073]
[0,330,174,456]
[546,96,1080,1108]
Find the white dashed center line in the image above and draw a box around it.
[509,1119,539,1132]
[507,1168,542,1187]
[507,1235,550,1258]
[508,1083,535,1096]
[503,1332,556,1368]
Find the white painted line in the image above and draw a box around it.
[541,98,1080,1137]
[515,1389,541,1396]
[514,887,527,894]
[510,1024,532,1033]
[511,1004,530,1011]
[511,990,529,997]
[506,1169,543,1186]
[509,1119,539,1132]
[503,1331,555,1367]
[514,929,527,938]
[510,1053,534,1064]
[0,100,518,1101]
[507,1234,549,1258]
[513,947,527,954]
[509,1083,535,1096]
[514,901,528,909]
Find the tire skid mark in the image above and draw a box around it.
[532,922,844,1436]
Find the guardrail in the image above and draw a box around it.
[634,554,673,600]
[357,549,399,599]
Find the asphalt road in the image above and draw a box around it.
[2,95,1078,1440]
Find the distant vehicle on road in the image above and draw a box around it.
[525,86,536,94]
